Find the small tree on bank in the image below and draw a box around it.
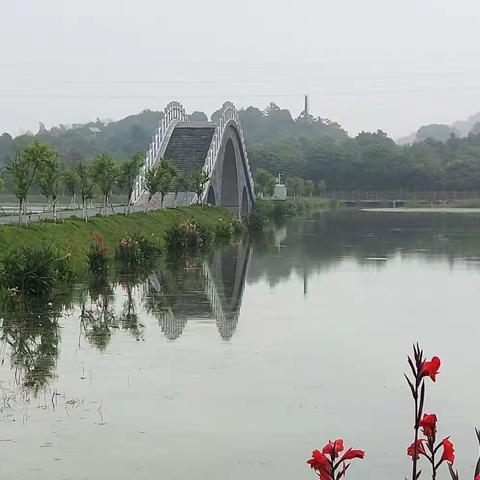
[0,176,5,215]
[189,169,210,205]
[76,161,96,221]
[119,153,144,213]
[62,166,80,209]
[144,165,161,212]
[172,171,188,207]
[287,176,306,197]
[316,180,327,196]
[144,159,176,210]
[38,150,62,221]
[254,168,276,197]
[7,141,55,226]
[94,154,119,216]
[157,159,177,208]
[304,179,314,197]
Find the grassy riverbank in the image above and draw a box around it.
[0,206,234,271]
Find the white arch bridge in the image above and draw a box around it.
[132,101,255,215]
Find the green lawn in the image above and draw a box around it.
[0,206,234,271]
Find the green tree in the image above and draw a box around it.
[144,165,160,211]
[189,169,210,205]
[254,168,276,197]
[172,170,188,207]
[7,141,56,226]
[316,180,327,195]
[119,152,144,213]
[0,176,4,215]
[38,150,61,221]
[93,154,119,216]
[157,159,177,208]
[62,166,80,208]
[76,161,96,221]
[304,179,314,197]
[286,176,305,197]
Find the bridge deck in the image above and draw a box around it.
[163,125,215,174]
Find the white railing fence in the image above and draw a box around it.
[131,101,187,204]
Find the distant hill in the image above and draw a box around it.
[0,103,348,166]
[397,111,480,145]
[452,112,480,137]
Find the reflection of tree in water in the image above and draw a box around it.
[118,282,144,341]
[80,275,116,351]
[80,275,145,350]
[0,292,73,394]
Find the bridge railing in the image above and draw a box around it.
[200,102,254,202]
[131,101,187,204]
[320,191,480,201]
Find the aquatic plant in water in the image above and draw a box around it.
[306,344,480,480]
[0,245,71,295]
[164,219,207,252]
[87,232,109,273]
[116,234,160,267]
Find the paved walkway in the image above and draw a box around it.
[0,204,147,225]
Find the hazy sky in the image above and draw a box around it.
[2,0,480,138]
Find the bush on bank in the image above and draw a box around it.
[164,216,243,253]
[116,233,161,268]
[0,245,72,295]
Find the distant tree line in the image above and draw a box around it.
[5,102,480,192]
[250,130,480,192]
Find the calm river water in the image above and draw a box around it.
[1,210,480,480]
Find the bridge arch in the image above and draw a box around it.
[206,186,216,205]
[220,138,239,209]
[241,187,248,216]
[206,123,254,215]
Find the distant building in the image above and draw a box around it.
[89,127,102,134]
[273,174,287,200]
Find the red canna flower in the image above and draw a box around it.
[339,448,366,462]
[419,413,437,439]
[307,450,332,480]
[440,439,455,464]
[475,476,480,480]
[420,356,441,381]
[322,439,344,458]
[407,439,426,459]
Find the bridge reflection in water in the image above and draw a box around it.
[143,242,251,341]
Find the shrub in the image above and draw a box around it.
[245,209,265,233]
[87,232,109,273]
[164,219,210,252]
[0,245,71,295]
[213,221,234,243]
[116,234,160,267]
[230,217,245,236]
